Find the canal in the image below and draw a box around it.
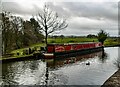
[0,47,119,85]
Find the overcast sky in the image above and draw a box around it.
[2,0,120,36]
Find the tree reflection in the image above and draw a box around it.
[29,61,39,72]
[115,58,120,68]
[45,63,49,85]
[45,62,68,85]
[98,49,108,63]
[2,62,19,85]
[114,47,120,68]
[2,60,46,85]
[49,72,68,85]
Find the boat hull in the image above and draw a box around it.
[44,46,103,59]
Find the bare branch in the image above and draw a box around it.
[37,4,68,45]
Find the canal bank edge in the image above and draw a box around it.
[102,69,120,87]
[1,44,120,62]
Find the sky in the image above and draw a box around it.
[1,0,120,37]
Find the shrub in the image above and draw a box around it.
[50,40,56,43]
[68,40,75,43]
[23,49,29,55]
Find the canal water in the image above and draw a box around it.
[0,47,119,85]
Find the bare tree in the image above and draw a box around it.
[37,5,68,46]
[2,12,12,55]
[11,16,23,49]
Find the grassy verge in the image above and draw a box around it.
[10,43,45,55]
[104,38,119,46]
[0,54,33,61]
[0,43,45,60]
[48,37,98,43]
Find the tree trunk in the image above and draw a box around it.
[45,31,48,47]
[2,41,5,56]
[2,37,8,55]
[16,41,20,49]
[101,41,104,45]
[45,25,48,49]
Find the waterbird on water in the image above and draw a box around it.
[86,62,90,65]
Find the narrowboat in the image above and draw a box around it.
[43,42,103,59]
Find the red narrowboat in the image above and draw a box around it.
[43,42,103,59]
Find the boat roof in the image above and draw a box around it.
[47,42,100,46]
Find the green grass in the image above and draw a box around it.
[10,43,45,58]
[48,37,119,46]
[30,43,45,47]
[104,38,119,46]
[0,54,33,61]
[48,37,98,43]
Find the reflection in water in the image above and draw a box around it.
[48,71,68,85]
[1,47,119,85]
[45,59,69,85]
[114,47,120,68]
[0,63,3,85]
[2,60,46,85]
[98,49,108,63]
[46,51,104,69]
[44,50,107,85]
[45,63,49,85]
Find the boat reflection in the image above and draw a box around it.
[43,50,108,85]
[44,50,107,69]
